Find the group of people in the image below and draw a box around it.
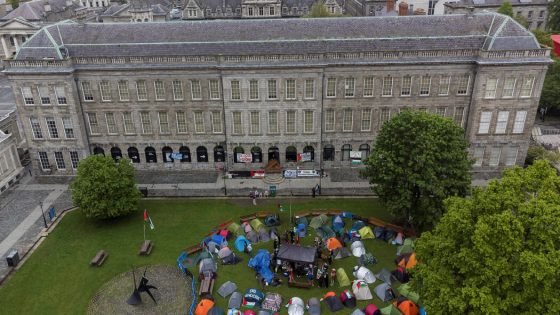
[249,189,270,205]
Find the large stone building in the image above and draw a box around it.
[0,118,23,194]
[3,13,551,178]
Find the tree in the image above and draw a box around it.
[497,1,513,17]
[412,160,560,315]
[7,0,19,9]
[532,29,553,48]
[548,0,560,33]
[525,144,560,165]
[70,155,142,219]
[362,110,472,229]
[304,2,344,18]
[539,58,560,109]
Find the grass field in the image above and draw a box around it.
[0,197,405,314]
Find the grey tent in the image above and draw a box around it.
[333,247,352,259]
[258,311,271,315]
[316,225,336,240]
[199,257,217,274]
[309,214,329,229]
[324,295,344,312]
[307,297,321,315]
[270,227,279,241]
[207,241,219,253]
[218,247,233,259]
[228,291,243,309]
[262,292,282,312]
[246,230,259,243]
[208,305,225,315]
[258,229,271,242]
[375,268,396,285]
[295,216,308,227]
[350,309,366,315]
[374,283,395,302]
[217,281,237,298]
[277,244,317,264]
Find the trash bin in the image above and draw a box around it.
[139,187,148,197]
[269,185,277,197]
[7,250,19,267]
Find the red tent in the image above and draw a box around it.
[552,35,560,56]
[364,303,381,315]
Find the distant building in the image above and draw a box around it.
[444,0,549,30]
[100,0,173,22]
[0,115,23,194]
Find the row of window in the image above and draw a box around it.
[483,77,535,99]
[472,146,519,167]
[477,110,527,135]
[29,116,75,140]
[21,86,67,106]
[38,151,80,171]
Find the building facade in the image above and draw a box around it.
[4,14,550,178]
[0,127,23,194]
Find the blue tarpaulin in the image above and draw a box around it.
[248,249,273,283]
[234,235,250,252]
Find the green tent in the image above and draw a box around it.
[380,305,401,315]
[359,226,375,239]
[227,222,244,236]
[250,218,265,232]
[336,268,351,287]
[397,238,415,255]
[309,214,329,229]
[316,225,336,240]
[397,283,420,304]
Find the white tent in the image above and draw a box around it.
[353,266,376,284]
[352,280,373,300]
[286,297,305,315]
[350,241,366,257]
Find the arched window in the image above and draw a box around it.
[162,146,173,163]
[196,146,208,162]
[268,146,279,161]
[303,145,314,161]
[251,147,262,163]
[286,146,297,162]
[179,146,191,162]
[145,146,157,163]
[128,147,140,163]
[214,146,225,162]
[323,145,334,161]
[93,147,105,156]
[234,146,244,163]
[359,144,370,160]
[341,144,352,161]
[110,147,122,162]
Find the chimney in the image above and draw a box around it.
[399,1,408,16]
[44,1,52,12]
[387,0,395,12]
[413,8,426,15]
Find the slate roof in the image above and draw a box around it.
[445,0,549,8]
[1,0,84,22]
[15,13,542,60]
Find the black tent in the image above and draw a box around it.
[277,244,317,264]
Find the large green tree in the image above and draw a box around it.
[548,0,560,33]
[413,160,560,314]
[540,58,560,109]
[362,110,472,229]
[497,1,513,17]
[70,155,141,219]
[304,2,344,18]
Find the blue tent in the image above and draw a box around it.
[352,220,366,231]
[332,215,345,233]
[248,249,273,283]
[341,212,354,219]
[297,223,306,237]
[234,235,250,252]
[212,234,225,246]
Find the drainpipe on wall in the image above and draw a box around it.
[219,68,228,196]
[319,68,325,189]
[73,77,92,155]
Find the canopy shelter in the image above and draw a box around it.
[309,214,329,229]
[277,244,317,264]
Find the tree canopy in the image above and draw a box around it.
[362,110,472,229]
[540,58,560,110]
[413,160,560,315]
[303,2,344,18]
[70,155,141,219]
[548,0,560,33]
[497,1,513,17]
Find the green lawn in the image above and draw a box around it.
[0,197,404,314]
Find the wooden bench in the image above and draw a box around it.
[240,213,257,222]
[199,276,215,296]
[185,244,202,255]
[139,240,153,256]
[257,211,270,218]
[288,281,311,289]
[90,250,107,267]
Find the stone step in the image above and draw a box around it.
[263,174,285,185]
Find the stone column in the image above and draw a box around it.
[0,36,9,59]
[13,36,19,50]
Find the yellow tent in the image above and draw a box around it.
[358,226,375,239]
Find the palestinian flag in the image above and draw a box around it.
[144,209,155,230]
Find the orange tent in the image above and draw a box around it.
[326,238,343,251]
[195,299,215,315]
[398,252,417,270]
[397,299,419,315]
[321,291,336,301]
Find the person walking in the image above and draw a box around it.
[312,186,316,198]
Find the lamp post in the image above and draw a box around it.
[39,201,47,228]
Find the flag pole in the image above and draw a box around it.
[143,222,146,242]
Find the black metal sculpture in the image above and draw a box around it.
[126,267,158,305]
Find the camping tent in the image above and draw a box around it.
[396,299,420,315]
[393,232,404,245]
[296,223,306,237]
[326,238,343,251]
[352,280,373,300]
[208,305,225,315]
[374,283,395,302]
[352,220,366,231]
[307,297,321,315]
[212,234,226,247]
[261,292,282,312]
[295,216,308,227]
[359,253,377,266]
[309,214,329,229]
[397,238,414,255]
[250,218,265,232]
[277,244,317,264]
[380,305,402,315]
[228,292,243,309]
[246,230,259,243]
[323,295,344,312]
[217,281,237,298]
[350,309,366,315]
[392,267,409,283]
[242,288,265,309]
[195,299,215,315]
[219,229,233,240]
[353,266,376,284]
[248,249,273,283]
[264,214,280,227]
[218,247,232,259]
[340,289,357,308]
[243,310,256,315]
[242,222,253,233]
[333,247,352,259]
[270,227,279,241]
[286,297,305,315]
[336,268,351,287]
[199,258,217,274]
[332,215,345,233]
[258,229,270,243]
[358,226,375,239]
[316,226,336,240]
[397,284,420,304]
[227,309,242,315]
[375,268,396,285]
[351,241,366,257]
[234,235,250,252]
[228,222,244,236]
[364,304,381,315]
[397,252,417,270]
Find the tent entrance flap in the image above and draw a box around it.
[277,244,317,264]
